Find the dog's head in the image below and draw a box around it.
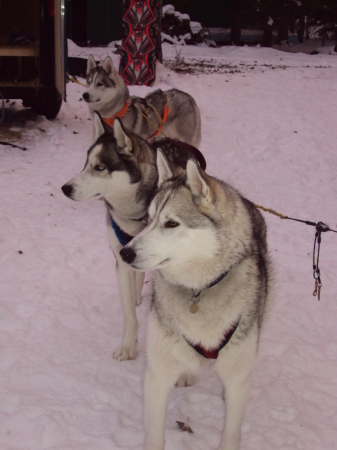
[119,150,223,287]
[82,55,127,107]
[61,114,144,203]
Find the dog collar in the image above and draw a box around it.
[190,270,230,313]
[104,100,130,126]
[110,215,134,246]
[184,316,241,359]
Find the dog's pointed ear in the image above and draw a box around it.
[94,111,113,140]
[157,149,173,188]
[113,118,133,154]
[87,54,97,75]
[186,159,213,203]
[103,56,116,76]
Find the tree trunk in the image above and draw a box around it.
[277,25,288,44]
[231,27,241,45]
[277,7,288,45]
[297,11,304,43]
[289,5,296,34]
[155,0,163,64]
[322,6,328,47]
[263,28,273,47]
[305,15,309,41]
[230,0,241,46]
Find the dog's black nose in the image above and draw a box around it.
[61,184,74,198]
[120,247,136,264]
[82,92,89,101]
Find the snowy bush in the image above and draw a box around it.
[161,4,215,47]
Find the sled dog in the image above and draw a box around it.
[61,114,202,361]
[83,55,201,146]
[120,151,272,449]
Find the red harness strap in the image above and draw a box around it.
[184,317,241,359]
[103,101,130,126]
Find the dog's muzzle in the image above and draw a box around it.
[61,183,74,198]
[120,247,136,264]
[82,92,90,102]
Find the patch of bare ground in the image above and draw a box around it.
[164,58,331,75]
[0,106,38,150]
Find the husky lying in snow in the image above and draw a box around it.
[83,55,201,146]
[120,151,272,450]
[61,114,203,362]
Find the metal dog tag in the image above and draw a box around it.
[190,290,201,313]
[190,303,198,314]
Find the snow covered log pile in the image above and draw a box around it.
[161,4,215,47]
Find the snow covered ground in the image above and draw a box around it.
[1,43,337,450]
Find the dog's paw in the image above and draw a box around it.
[175,373,195,387]
[136,295,143,307]
[113,345,136,361]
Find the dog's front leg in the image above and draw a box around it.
[113,259,138,361]
[215,337,257,450]
[144,320,185,449]
[135,270,145,306]
[218,371,252,450]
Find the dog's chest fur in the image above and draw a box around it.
[152,259,259,350]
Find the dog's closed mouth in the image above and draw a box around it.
[132,257,169,270]
[157,258,169,267]
[84,98,100,103]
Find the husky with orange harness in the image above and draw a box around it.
[83,55,201,145]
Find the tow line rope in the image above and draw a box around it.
[134,104,168,141]
[254,203,337,301]
[66,75,86,88]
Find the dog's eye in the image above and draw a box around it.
[165,220,179,228]
[96,82,103,87]
[94,165,105,171]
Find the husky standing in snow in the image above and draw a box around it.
[83,55,201,146]
[61,115,203,362]
[120,150,272,449]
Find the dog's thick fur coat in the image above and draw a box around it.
[120,151,272,449]
[84,55,201,147]
[62,117,201,361]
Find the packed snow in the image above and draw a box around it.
[1,42,337,450]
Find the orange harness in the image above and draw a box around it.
[103,101,169,140]
[149,104,169,139]
[103,101,130,126]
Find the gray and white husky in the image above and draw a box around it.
[61,114,197,361]
[83,55,201,146]
[120,151,272,450]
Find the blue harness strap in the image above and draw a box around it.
[110,215,134,246]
